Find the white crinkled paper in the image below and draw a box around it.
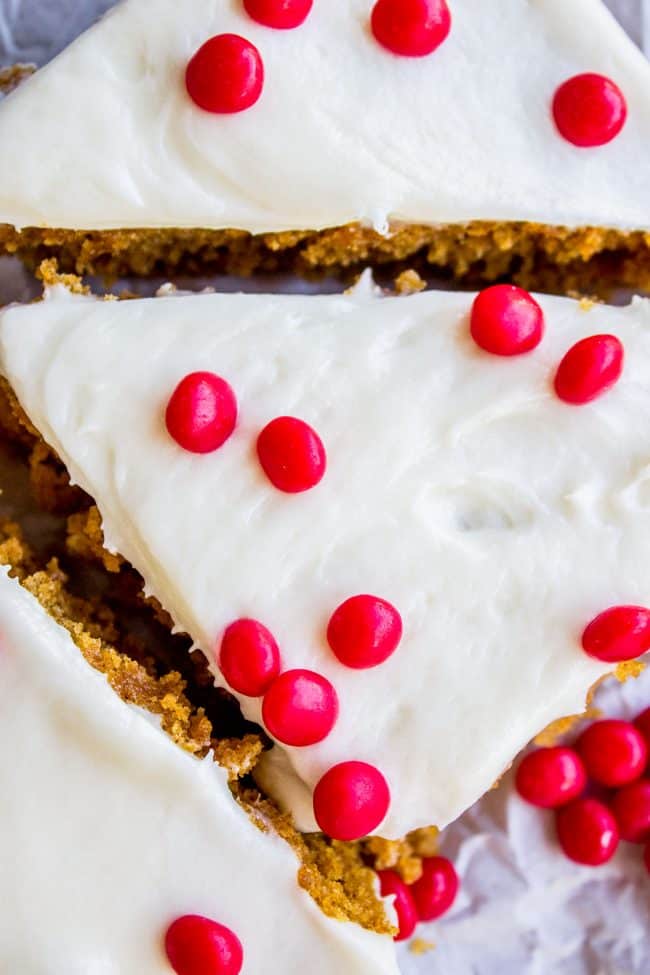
[0,2,648,973]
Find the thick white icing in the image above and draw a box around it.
[0,0,649,233]
[2,284,648,838]
[0,568,398,973]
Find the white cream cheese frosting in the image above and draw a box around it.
[2,283,649,838]
[0,567,398,973]
[0,0,648,233]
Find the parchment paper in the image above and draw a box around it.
[0,3,648,973]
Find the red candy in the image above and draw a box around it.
[410,856,459,922]
[262,669,339,746]
[257,416,326,493]
[244,0,313,29]
[575,719,647,788]
[515,747,587,809]
[166,372,238,454]
[165,915,243,975]
[219,619,281,697]
[470,285,545,357]
[313,761,391,841]
[553,73,627,148]
[186,34,264,114]
[371,0,451,58]
[327,595,402,669]
[635,707,650,753]
[556,798,619,866]
[554,334,624,405]
[582,605,650,663]
[610,779,650,843]
[376,870,418,942]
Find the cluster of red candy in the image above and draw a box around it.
[376,856,459,942]
[516,709,650,872]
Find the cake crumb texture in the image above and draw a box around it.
[1,222,649,296]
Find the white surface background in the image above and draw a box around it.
[0,2,648,973]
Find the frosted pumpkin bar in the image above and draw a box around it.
[0,0,648,290]
[1,278,648,843]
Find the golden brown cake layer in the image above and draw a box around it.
[1,221,650,296]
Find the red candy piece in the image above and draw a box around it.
[553,73,627,148]
[257,416,326,493]
[371,0,451,58]
[582,605,650,663]
[327,595,402,670]
[165,915,243,975]
[610,779,650,843]
[470,285,545,357]
[244,0,313,29]
[262,669,339,746]
[575,719,647,788]
[554,334,623,405]
[515,747,587,809]
[166,372,237,454]
[376,870,418,942]
[313,761,391,841]
[556,797,619,866]
[411,856,459,922]
[634,707,650,753]
[186,34,264,114]
[219,619,281,697]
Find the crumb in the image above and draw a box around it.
[0,64,35,95]
[364,827,439,884]
[394,269,426,295]
[615,659,646,681]
[36,257,90,294]
[409,938,436,955]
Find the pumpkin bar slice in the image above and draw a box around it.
[1,279,648,844]
[0,0,649,291]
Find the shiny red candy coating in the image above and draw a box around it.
[262,669,339,746]
[371,0,451,58]
[165,915,243,975]
[376,870,418,942]
[610,779,650,843]
[555,798,619,866]
[410,856,459,922]
[634,707,650,757]
[166,372,237,454]
[219,619,281,697]
[554,334,623,405]
[313,761,391,841]
[582,605,650,663]
[327,595,402,669]
[553,73,627,148]
[257,416,326,493]
[244,0,313,28]
[470,285,544,357]
[186,34,264,114]
[515,747,587,808]
[575,719,647,788]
